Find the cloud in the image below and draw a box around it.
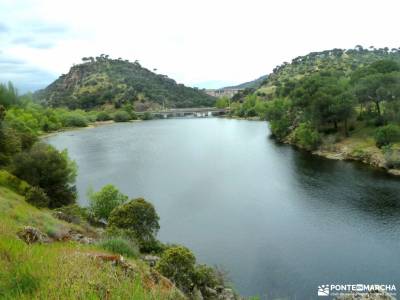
[0,53,57,93]
[0,22,8,32]
[12,36,54,49]
[1,0,400,90]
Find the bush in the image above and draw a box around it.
[11,143,77,208]
[293,122,321,151]
[383,146,400,169]
[193,265,221,294]
[375,124,400,148]
[98,237,139,258]
[61,113,88,127]
[96,112,112,121]
[140,112,153,120]
[25,186,50,208]
[88,184,128,221]
[113,111,131,122]
[108,198,160,243]
[156,246,196,293]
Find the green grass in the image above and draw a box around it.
[98,237,140,258]
[0,185,184,300]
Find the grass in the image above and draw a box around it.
[0,184,184,299]
[98,237,140,258]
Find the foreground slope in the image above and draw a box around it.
[0,184,184,299]
[35,55,215,110]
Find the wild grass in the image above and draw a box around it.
[0,186,184,299]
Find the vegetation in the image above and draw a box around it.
[108,198,160,244]
[156,246,196,293]
[35,55,215,109]
[98,237,139,258]
[375,124,400,148]
[113,110,131,122]
[0,186,183,300]
[88,184,128,221]
[227,47,400,172]
[11,143,77,208]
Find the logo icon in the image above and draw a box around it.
[318,285,330,296]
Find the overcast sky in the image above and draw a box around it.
[1,0,399,92]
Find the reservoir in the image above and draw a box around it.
[46,118,400,299]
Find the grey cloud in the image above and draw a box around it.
[0,54,56,93]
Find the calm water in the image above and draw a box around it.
[46,118,400,299]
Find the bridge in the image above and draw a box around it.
[142,107,229,118]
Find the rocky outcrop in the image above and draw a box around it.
[17,226,51,244]
[142,255,160,267]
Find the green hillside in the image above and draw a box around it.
[257,46,400,98]
[228,47,400,174]
[35,55,215,110]
[0,181,184,299]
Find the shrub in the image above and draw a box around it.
[140,112,153,120]
[96,111,112,121]
[375,124,400,148]
[11,143,77,208]
[61,113,88,127]
[193,265,221,294]
[25,186,50,208]
[293,122,321,151]
[108,198,160,243]
[156,246,196,293]
[113,111,131,122]
[383,146,400,169]
[98,237,139,258]
[88,184,128,221]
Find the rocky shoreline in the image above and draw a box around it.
[283,137,400,177]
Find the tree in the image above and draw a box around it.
[11,143,77,208]
[215,97,229,108]
[108,198,160,242]
[375,124,400,148]
[88,184,128,220]
[156,246,196,293]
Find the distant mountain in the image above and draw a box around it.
[35,55,215,110]
[222,75,268,90]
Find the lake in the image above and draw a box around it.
[46,118,400,299]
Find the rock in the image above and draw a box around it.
[17,226,51,244]
[53,211,80,224]
[192,287,204,300]
[69,230,95,244]
[204,287,218,297]
[218,288,236,300]
[142,255,160,267]
[388,169,400,176]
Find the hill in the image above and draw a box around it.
[223,74,268,90]
[256,46,400,97]
[34,55,215,110]
[229,46,400,175]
